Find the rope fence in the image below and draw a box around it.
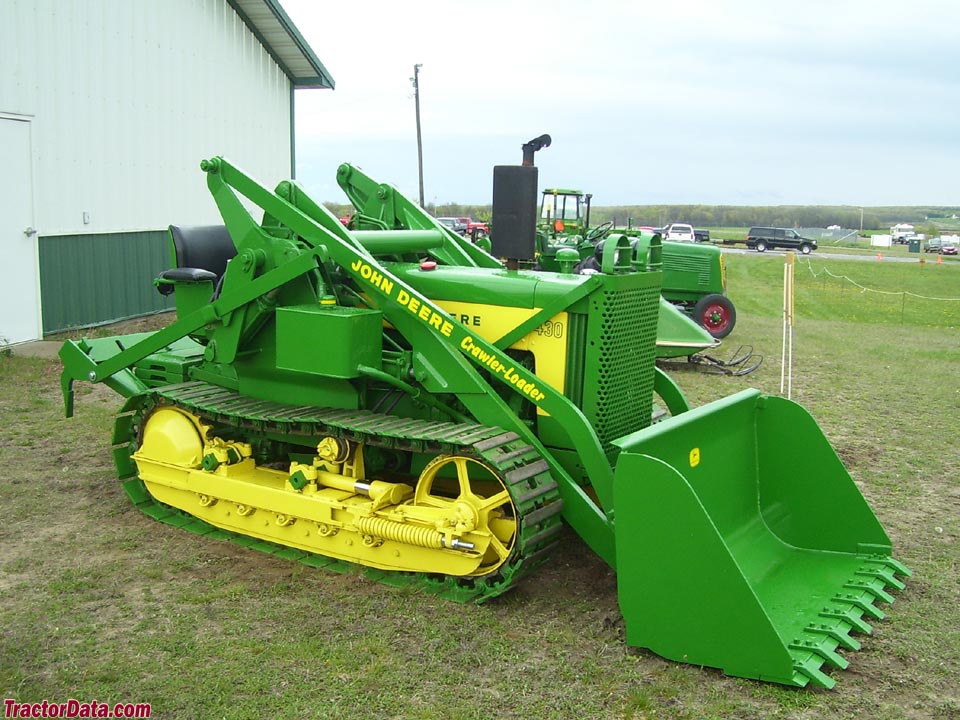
[801,259,960,302]
[794,258,960,327]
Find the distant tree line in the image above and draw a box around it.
[323,201,960,231]
[588,205,960,231]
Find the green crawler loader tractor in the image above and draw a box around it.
[59,153,909,689]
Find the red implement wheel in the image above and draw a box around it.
[693,293,736,339]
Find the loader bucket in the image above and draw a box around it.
[611,389,910,688]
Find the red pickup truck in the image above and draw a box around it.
[458,217,489,237]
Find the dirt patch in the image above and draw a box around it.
[834,442,872,469]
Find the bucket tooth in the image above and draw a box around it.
[791,655,837,690]
[834,592,885,620]
[887,557,913,578]
[847,576,896,603]
[819,606,873,635]
[840,583,891,613]
[790,639,849,670]
[804,623,861,651]
[863,554,912,579]
[857,565,906,591]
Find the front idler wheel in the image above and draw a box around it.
[413,455,518,576]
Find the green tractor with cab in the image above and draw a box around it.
[536,188,735,339]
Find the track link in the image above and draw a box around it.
[112,381,564,602]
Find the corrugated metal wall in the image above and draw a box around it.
[40,231,175,333]
[1,0,298,333]
[1,0,293,235]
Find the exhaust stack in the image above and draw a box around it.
[492,134,551,264]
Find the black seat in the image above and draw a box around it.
[168,224,237,277]
[156,225,237,296]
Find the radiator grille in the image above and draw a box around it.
[663,252,711,287]
[582,277,661,447]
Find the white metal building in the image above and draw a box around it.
[0,0,333,344]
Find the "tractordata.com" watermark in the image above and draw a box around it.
[4,699,151,718]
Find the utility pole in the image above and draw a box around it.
[411,64,424,207]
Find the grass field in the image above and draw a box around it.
[1,255,958,719]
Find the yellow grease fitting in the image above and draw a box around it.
[689,447,701,468]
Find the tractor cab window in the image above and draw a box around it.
[560,194,580,220]
[541,196,556,220]
[541,193,581,221]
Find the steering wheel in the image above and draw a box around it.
[585,221,613,243]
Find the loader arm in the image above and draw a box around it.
[199,157,621,561]
[335,163,501,269]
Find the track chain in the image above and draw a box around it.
[112,381,564,602]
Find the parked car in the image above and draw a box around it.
[746,227,817,254]
[437,217,467,235]
[694,229,711,243]
[890,224,916,244]
[460,218,489,237]
[925,238,942,253]
[663,223,696,242]
[941,240,957,255]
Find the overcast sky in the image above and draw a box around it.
[281,0,959,207]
